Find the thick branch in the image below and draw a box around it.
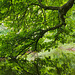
[31,0,74,25]
[31,0,74,11]
[31,3,59,10]
[59,0,74,14]
[59,0,74,23]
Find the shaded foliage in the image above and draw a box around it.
[0,0,75,75]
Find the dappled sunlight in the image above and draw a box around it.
[0,0,75,75]
[26,43,75,61]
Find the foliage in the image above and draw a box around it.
[0,0,75,75]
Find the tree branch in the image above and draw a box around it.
[59,0,74,23]
[31,3,59,10]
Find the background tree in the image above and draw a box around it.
[0,0,75,75]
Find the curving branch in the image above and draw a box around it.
[13,0,74,54]
[21,0,74,26]
[31,0,74,50]
[31,3,59,10]
[32,0,74,23]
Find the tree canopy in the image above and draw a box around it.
[0,0,75,75]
